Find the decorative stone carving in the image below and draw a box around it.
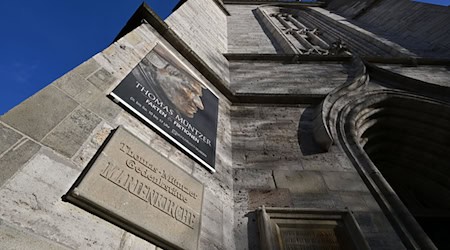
[262,10,351,56]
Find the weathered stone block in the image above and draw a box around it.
[201,190,224,244]
[198,234,224,250]
[87,67,117,92]
[0,220,69,250]
[248,188,293,210]
[168,149,195,174]
[72,122,113,168]
[322,172,369,192]
[291,193,340,209]
[234,189,249,210]
[0,139,40,186]
[73,83,101,105]
[222,203,235,249]
[375,64,450,87]
[96,42,141,79]
[365,232,406,250]
[53,71,90,98]
[42,107,102,158]
[0,85,78,141]
[301,153,346,171]
[119,232,157,250]
[195,176,231,206]
[334,152,357,170]
[233,169,276,190]
[166,0,229,82]
[273,170,328,194]
[363,194,381,211]
[84,94,121,123]
[227,5,279,54]
[0,123,22,155]
[114,111,158,145]
[149,135,173,158]
[0,150,124,249]
[75,59,102,79]
[229,61,348,95]
[352,212,397,234]
[338,192,370,211]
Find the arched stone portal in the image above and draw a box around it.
[314,59,450,249]
[348,94,450,249]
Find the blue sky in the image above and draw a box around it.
[0,0,448,115]
[415,0,450,4]
[0,1,178,115]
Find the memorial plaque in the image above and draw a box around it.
[256,206,369,250]
[65,126,204,250]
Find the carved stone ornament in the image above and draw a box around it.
[257,7,351,56]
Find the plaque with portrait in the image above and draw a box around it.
[110,43,219,172]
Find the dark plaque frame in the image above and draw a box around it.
[110,43,219,172]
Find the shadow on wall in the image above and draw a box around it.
[298,106,326,155]
[297,60,357,155]
[246,211,261,250]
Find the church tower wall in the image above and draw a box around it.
[0,8,234,249]
[327,0,450,58]
[0,0,449,249]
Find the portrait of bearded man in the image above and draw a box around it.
[133,50,206,119]
[111,44,219,171]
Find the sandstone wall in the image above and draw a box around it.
[1,1,449,249]
[166,0,230,83]
[229,61,351,95]
[230,104,406,249]
[374,64,450,88]
[0,21,234,250]
[326,0,450,58]
[226,5,282,54]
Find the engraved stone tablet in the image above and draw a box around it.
[256,206,369,250]
[65,126,204,250]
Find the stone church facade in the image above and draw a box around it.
[0,0,449,249]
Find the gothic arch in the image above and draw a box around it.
[313,58,450,249]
